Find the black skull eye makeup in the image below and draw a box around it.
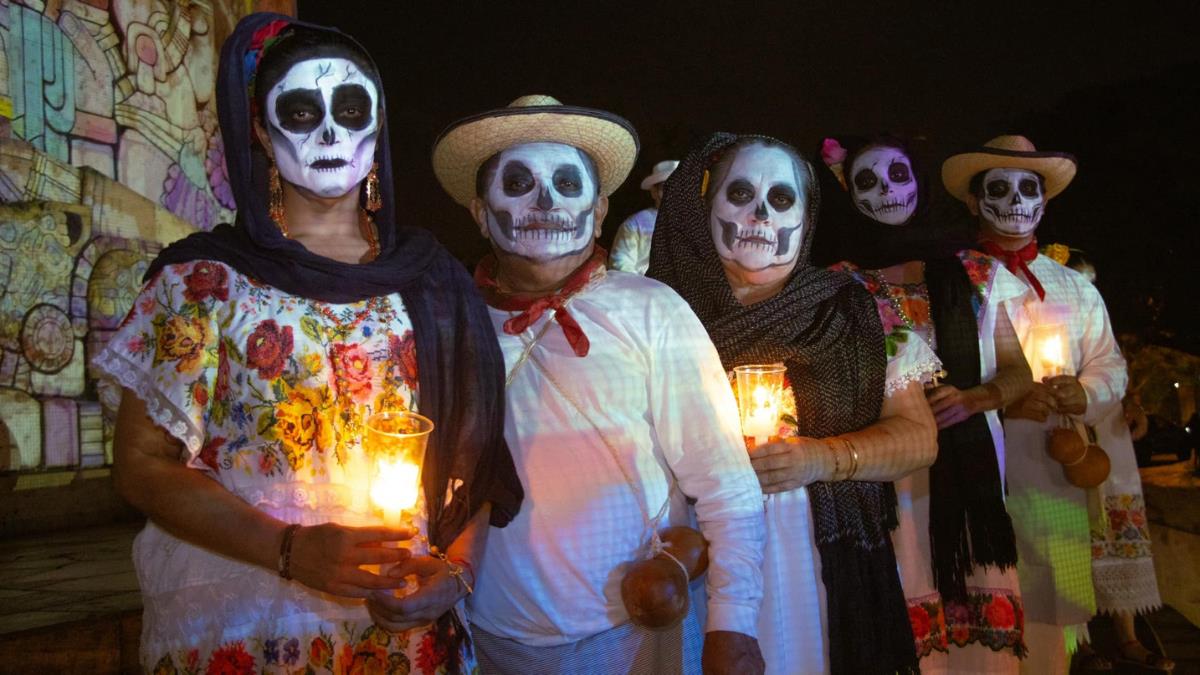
[553,165,583,197]
[768,185,796,211]
[1018,178,1040,197]
[501,162,535,196]
[986,179,1011,199]
[853,168,877,192]
[887,162,912,183]
[726,179,755,206]
[331,84,373,131]
[275,89,324,133]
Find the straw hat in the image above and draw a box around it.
[640,160,679,190]
[432,94,640,207]
[941,135,1077,203]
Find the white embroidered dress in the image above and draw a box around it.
[94,261,469,674]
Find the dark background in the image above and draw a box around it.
[297,1,1199,353]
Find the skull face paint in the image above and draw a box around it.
[265,57,379,198]
[709,144,806,273]
[480,142,598,262]
[850,146,917,225]
[978,168,1045,237]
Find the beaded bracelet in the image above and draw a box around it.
[277,523,301,580]
[429,546,474,596]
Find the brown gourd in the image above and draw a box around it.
[1047,428,1086,464]
[620,556,689,630]
[659,526,709,581]
[1063,444,1111,488]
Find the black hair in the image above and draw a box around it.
[473,146,600,200]
[253,26,380,125]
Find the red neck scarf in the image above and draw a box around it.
[474,248,608,357]
[980,238,1045,301]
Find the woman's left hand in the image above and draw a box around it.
[748,437,833,493]
[366,556,470,633]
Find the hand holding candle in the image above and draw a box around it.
[364,411,433,592]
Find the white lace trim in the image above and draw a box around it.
[92,348,204,456]
[885,358,943,398]
[1092,556,1163,616]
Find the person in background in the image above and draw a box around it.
[609,159,678,274]
[945,136,1172,674]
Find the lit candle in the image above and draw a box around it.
[733,364,786,447]
[1033,324,1069,379]
[369,457,420,531]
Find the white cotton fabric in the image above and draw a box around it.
[757,319,941,675]
[608,207,658,274]
[468,271,765,648]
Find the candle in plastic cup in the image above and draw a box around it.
[733,364,786,446]
[364,411,433,594]
[1031,324,1072,380]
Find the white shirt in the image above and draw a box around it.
[608,207,658,274]
[469,271,766,646]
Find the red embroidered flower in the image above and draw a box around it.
[1130,509,1146,528]
[950,625,971,645]
[344,639,388,675]
[309,636,333,668]
[198,436,225,472]
[984,594,1016,630]
[187,649,200,671]
[192,381,209,406]
[246,320,293,380]
[214,341,230,402]
[127,335,146,354]
[415,631,447,674]
[205,641,255,675]
[331,343,374,401]
[389,330,418,388]
[258,450,276,475]
[908,604,932,639]
[1107,508,1128,531]
[184,262,230,303]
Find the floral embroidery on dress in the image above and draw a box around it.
[1093,493,1154,560]
[906,589,1027,658]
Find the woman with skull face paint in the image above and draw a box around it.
[649,133,941,675]
[94,14,521,673]
[813,135,1035,673]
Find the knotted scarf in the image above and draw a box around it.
[474,248,607,357]
[981,238,1046,301]
[648,132,916,675]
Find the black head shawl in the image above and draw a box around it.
[142,15,522,662]
[814,135,1017,600]
[647,132,916,675]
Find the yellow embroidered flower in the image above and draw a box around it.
[154,314,212,373]
[1042,243,1071,266]
[303,351,324,376]
[274,384,334,470]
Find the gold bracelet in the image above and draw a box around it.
[844,437,861,480]
[277,523,301,580]
[827,438,842,481]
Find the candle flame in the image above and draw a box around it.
[370,458,420,514]
[1041,334,1064,368]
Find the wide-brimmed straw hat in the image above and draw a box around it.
[640,160,679,190]
[941,135,1077,202]
[432,94,639,207]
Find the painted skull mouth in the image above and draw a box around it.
[510,212,581,241]
[308,156,352,172]
[861,193,916,215]
[986,206,1041,223]
[718,218,802,258]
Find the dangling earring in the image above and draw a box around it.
[269,162,287,235]
[365,162,382,212]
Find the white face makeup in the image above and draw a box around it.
[978,167,1045,237]
[850,146,917,225]
[480,142,599,262]
[265,57,379,198]
[709,144,806,274]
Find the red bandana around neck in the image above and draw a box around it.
[474,247,608,357]
[981,238,1046,301]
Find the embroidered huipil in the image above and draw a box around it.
[93,261,470,674]
[468,271,765,646]
[753,287,942,675]
[1004,255,1160,639]
[608,207,658,274]
[837,251,1031,673]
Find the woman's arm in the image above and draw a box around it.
[113,390,409,597]
[365,502,492,632]
[750,380,937,491]
[926,306,1033,429]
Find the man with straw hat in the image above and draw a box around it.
[944,136,1169,673]
[610,159,679,274]
[432,95,765,675]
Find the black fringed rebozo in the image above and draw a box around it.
[648,132,918,675]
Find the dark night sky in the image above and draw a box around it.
[297,1,1199,350]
